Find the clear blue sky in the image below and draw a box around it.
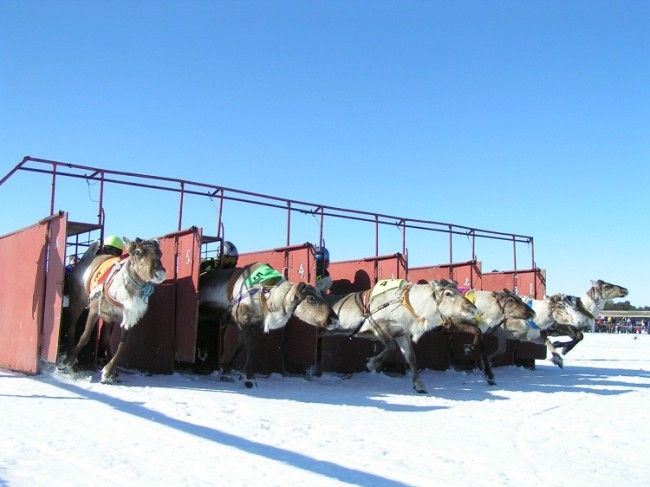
[1,1,648,305]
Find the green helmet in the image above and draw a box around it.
[103,235,124,251]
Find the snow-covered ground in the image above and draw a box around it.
[1,333,649,487]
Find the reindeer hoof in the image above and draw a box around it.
[413,381,427,394]
[100,368,119,384]
[244,379,257,389]
[219,374,235,383]
[57,353,74,371]
[551,353,564,369]
[487,377,497,386]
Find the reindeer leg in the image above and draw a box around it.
[240,325,257,389]
[59,304,99,370]
[365,339,396,372]
[550,324,583,356]
[560,326,583,355]
[395,335,426,394]
[475,331,496,386]
[220,323,244,382]
[545,337,564,368]
[101,329,129,384]
[451,322,496,385]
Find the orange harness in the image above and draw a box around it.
[86,256,127,308]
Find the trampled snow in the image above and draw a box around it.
[1,333,649,486]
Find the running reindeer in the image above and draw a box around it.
[501,293,593,368]
[323,279,480,394]
[59,238,167,383]
[545,279,628,357]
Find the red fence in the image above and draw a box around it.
[482,268,546,299]
[1,213,67,373]
[408,260,483,289]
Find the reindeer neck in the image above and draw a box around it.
[531,299,555,327]
[472,291,504,327]
[582,289,603,317]
[261,282,293,333]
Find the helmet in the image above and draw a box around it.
[222,241,238,258]
[103,235,124,251]
[218,241,238,269]
[315,246,329,263]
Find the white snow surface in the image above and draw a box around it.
[2,333,649,487]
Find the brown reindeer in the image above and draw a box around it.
[59,238,167,383]
[199,262,340,388]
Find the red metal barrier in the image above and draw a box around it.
[0,213,68,373]
[408,260,482,289]
[481,268,546,298]
[328,253,406,294]
[0,221,49,373]
[223,243,318,374]
[41,213,67,363]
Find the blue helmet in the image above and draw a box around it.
[315,246,329,263]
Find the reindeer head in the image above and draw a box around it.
[124,237,167,284]
[288,282,340,331]
[547,293,592,328]
[495,289,536,321]
[589,279,629,301]
[431,279,478,321]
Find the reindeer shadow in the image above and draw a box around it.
[483,362,650,396]
[39,375,411,487]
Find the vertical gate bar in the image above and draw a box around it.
[286,201,291,247]
[448,225,453,280]
[178,182,185,232]
[217,189,224,240]
[512,236,518,291]
[98,172,105,244]
[319,207,324,249]
[49,162,57,215]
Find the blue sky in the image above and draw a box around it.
[1,1,648,305]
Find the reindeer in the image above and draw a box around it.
[199,262,340,388]
[456,288,536,366]
[323,279,479,394]
[59,238,167,383]
[546,280,628,356]
[500,293,593,368]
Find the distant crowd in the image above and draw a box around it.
[595,317,649,334]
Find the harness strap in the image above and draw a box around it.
[102,266,124,309]
[400,285,425,324]
[523,298,540,330]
